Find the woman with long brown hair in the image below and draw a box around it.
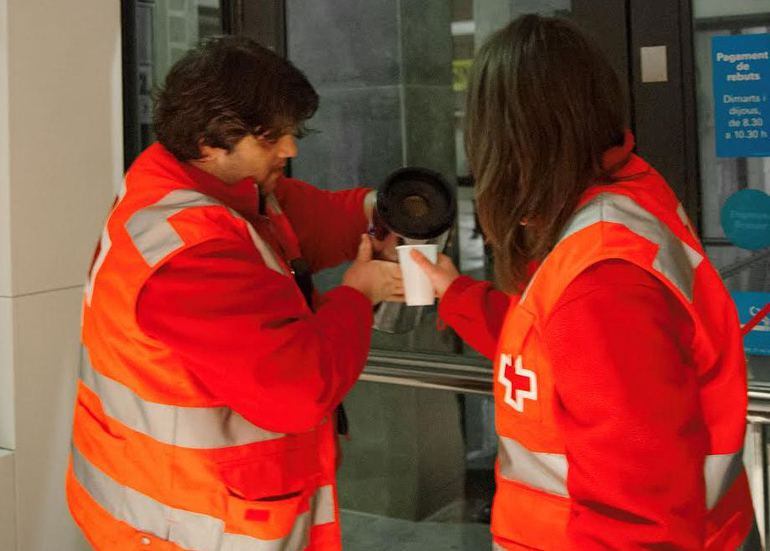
[413,14,759,550]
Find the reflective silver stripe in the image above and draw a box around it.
[85,224,112,306]
[676,203,696,238]
[124,188,286,275]
[79,351,285,449]
[244,223,286,275]
[264,193,283,216]
[310,484,335,526]
[497,436,569,497]
[558,193,703,302]
[86,178,128,306]
[124,189,203,266]
[239,192,286,275]
[705,452,743,510]
[499,435,744,512]
[364,190,377,225]
[72,445,333,551]
[492,543,507,551]
[254,194,293,274]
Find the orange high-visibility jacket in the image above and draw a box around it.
[67,149,345,550]
[492,156,757,550]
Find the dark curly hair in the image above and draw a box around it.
[153,35,319,161]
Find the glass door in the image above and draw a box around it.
[121,0,228,169]
[691,1,770,542]
[120,0,770,547]
[280,2,630,548]
[691,2,770,375]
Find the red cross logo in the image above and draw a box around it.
[498,354,537,412]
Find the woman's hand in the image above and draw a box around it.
[410,251,460,300]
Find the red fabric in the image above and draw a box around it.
[438,275,512,360]
[179,161,371,273]
[137,168,374,434]
[438,259,543,359]
[544,260,703,549]
[440,260,704,548]
[601,130,635,172]
[274,178,371,272]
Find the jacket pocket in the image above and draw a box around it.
[224,490,306,542]
[218,441,321,542]
[218,435,321,501]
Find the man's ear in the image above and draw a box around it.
[197,140,225,163]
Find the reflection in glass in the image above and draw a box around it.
[132,0,223,152]
[694,6,770,542]
[694,23,770,241]
[692,6,770,382]
[283,2,578,549]
[337,383,494,549]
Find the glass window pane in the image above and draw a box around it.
[337,382,496,548]
[693,23,770,240]
[132,0,224,154]
[283,4,574,547]
[286,0,571,359]
[692,4,770,388]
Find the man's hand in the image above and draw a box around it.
[370,231,399,262]
[343,234,404,304]
[410,251,460,300]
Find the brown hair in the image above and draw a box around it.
[153,35,318,161]
[466,14,627,291]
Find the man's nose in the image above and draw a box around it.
[278,135,298,158]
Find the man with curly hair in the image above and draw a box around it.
[67,36,402,550]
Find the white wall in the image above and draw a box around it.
[0,1,123,549]
[0,451,16,551]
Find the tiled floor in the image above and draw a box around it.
[341,509,492,551]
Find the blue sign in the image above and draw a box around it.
[712,34,770,158]
[732,292,770,356]
[720,189,770,250]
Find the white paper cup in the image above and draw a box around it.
[396,244,438,306]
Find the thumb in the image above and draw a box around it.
[410,250,439,278]
[355,234,373,263]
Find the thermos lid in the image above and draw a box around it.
[376,167,456,240]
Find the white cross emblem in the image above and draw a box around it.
[498,354,538,412]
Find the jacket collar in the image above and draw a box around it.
[138,143,263,222]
